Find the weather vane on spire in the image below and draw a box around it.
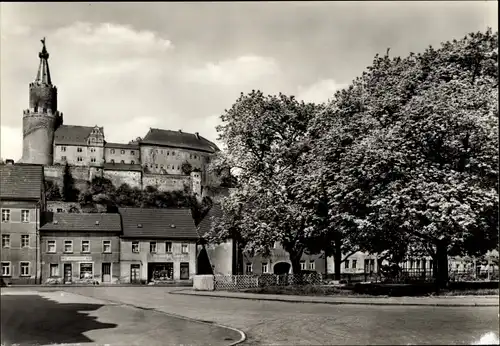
[41,37,46,47]
[39,37,49,59]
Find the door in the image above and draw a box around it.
[130,264,140,284]
[102,263,111,283]
[64,263,72,283]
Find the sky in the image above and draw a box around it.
[1,1,497,161]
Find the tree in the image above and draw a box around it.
[208,90,323,273]
[62,163,79,202]
[181,161,193,175]
[190,196,214,226]
[45,180,62,201]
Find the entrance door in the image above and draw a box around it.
[180,262,190,280]
[102,263,111,283]
[63,263,72,283]
[130,264,140,284]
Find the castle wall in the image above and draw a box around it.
[140,145,207,176]
[53,144,104,167]
[104,170,142,189]
[44,165,102,193]
[104,147,139,165]
[142,173,191,192]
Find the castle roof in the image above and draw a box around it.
[119,207,198,240]
[54,125,102,146]
[105,142,140,150]
[0,164,44,201]
[40,212,122,232]
[141,128,219,153]
[103,162,142,172]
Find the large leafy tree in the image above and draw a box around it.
[62,163,79,202]
[206,90,323,273]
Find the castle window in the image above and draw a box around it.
[77,157,83,162]
[131,151,135,155]
[77,147,83,153]
[121,150,125,154]
[120,160,125,164]
[131,160,135,165]
[90,148,95,153]
[61,146,66,152]
[160,165,164,168]
[167,151,170,156]
[61,156,67,161]
[156,164,159,168]
[110,159,115,164]
[110,149,115,154]
[90,157,96,163]
[172,151,175,156]
[190,154,192,159]
[177,166,180,170]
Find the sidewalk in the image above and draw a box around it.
[172,289,500,307]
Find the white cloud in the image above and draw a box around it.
[296,79,348,104]
[0,126,22,161]
[182,55,279,86]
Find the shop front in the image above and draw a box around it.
[44,254,118,284]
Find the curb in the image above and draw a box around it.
[61,290,246,346]
[170,290,500,307]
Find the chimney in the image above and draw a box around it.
[5,159,14,165]
[195,132,200,140]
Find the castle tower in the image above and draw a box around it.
[21,38,63,165]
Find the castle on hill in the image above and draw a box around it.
[18,38,222,197]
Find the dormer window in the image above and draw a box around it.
[121,150,125,154]
[110,149,115,154]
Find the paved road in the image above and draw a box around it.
[0,290,242,346]
[45,286,499,345]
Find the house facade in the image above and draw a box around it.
[0,162,45,284]
[39,213,121,284]
[119,207,198,284]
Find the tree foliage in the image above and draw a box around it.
[62,163,79,202]
[44,180,62,201]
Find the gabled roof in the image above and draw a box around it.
[105,142,140,150]
[54,125,103,146]
[197,203,222,237]
[141,128,219,153]
[40,212,122,232]
[0,164,44,200]
[119,207,198,239]
[103,162,142,172]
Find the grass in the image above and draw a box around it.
[242,285,499,297]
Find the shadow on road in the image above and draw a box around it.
[1,294,117,345]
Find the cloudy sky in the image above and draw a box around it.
[1,2,497,160]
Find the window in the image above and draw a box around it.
[61,146,67,152]
[110,149,115,154]
[50,264,59,277]
[20,210,30,222]
[352,260,357,269]
[181,244,188,253]
[81,240,90,253]
[103,240,111,253]
[273,242,278,249]
[309,260,315,270]
[246,263,253,273]
[165,242,172,253]
[190,154,192,159]
[90,157,96,163]
[1,262,11,276]
[131,160,135,165]
[20,262,30,276]
[110,159,115,163]
[345,260,349,269]
[90,147,95,152]
[77,147,83,152]
[77,157,83,162]
[155,164,158,168]
[132,241,139,253]
[2,209,10,222]
[121,150,125,154]
[262,262,269,273]
[2,234,10,248]
[61,156,67,161]
[64,240,73,253]
[172,151,175,156]
[131,150,135,155]
[150,242,157,253]
[80,263,93,279]
[416,259,421,269]
[56,208,63,213]
[300,261,306,270]
[121,160,125,164]
[47,240,56,253]
[21,235,29,248]
[167,151,170,156]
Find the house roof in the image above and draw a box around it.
[105,142,140,150]
[0,164,44,200]
[119,207,198,239]
[140,128,219,153]
[103,162,142,172]
[40,212,122,232]
[54,125,103,146]
[197,203,222,237]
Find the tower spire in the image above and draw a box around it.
[35,37,52,85]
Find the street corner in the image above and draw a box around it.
[0,290,245,346]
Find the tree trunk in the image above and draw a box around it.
[334,240,342,281]
[435,239,449,289]
[290,253,302,274]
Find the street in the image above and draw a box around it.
[3,286,496,345]
[0,289,242,346]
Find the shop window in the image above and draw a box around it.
[80,263,93,279]
[50,264,59,277]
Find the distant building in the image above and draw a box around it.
[0,163,45,284]
[39,213,122,284]
[118,207,199,283]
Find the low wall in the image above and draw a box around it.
[142,173,191,192]
[104,170,142,189]
[193,275,215,291]
[44,165,103,193]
